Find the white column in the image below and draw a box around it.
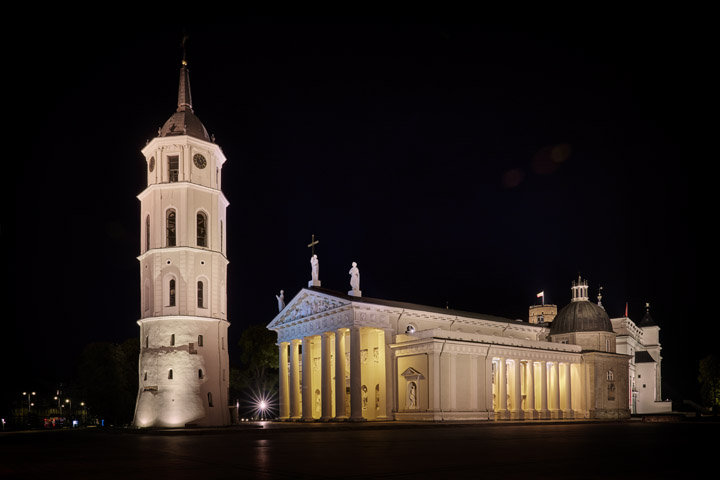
[525,361,536,419]
[565,363,574,419]
[278,342,289,420]
[539,361,550,419]
[301,336,314,421]
[511,359,523,420]
[289,339,301,420]
[551,362,562,419]
[349,326,365,421]
[320,332,333,421]
[497,358,508,420]
[334,329,347,420]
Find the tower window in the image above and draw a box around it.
[208,392,214,407]
[144,372,147,381]
[168,369,173,380]
[145,214,151,251]
[607,370,614,381]
[145,336,149,348]
[198,369,204,379]
[169,279,176,307]
[197,281,205,308]
[168,155,179,182]
[166,209,176,247]
[198,335,204,347]
[197,212,208,247]
[170,334,175,346]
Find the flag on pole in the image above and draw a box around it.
[536,291,544,298]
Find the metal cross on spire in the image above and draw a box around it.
[307,234,319,256]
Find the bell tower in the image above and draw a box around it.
[132,53,231,427]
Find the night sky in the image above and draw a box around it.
[11,20,710,402]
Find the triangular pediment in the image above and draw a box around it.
[400,367,425,380]
[267,289,349,330]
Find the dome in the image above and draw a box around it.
[550,300,614,335]
[160,109,210,142]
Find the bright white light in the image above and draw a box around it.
[259,400,267,410]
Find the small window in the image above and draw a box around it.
[145,215,151,251]
[144,372,148,381]
[198,369,204,379]
[169,279,176,307]
[168,155,179,182]
[170,334,175,346]
[197,212,208,247]
[166,210,176,247]
[198,335,204,347]
[168,369,173,380]
[145,336,149,348]
[198,280,205,308]
[607,370,614,381]
[208,392,214,407]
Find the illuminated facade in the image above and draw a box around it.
[132,57,231,427]
[268,276,631,421]
[611,305,672,414]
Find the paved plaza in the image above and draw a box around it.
[1,420,715,479]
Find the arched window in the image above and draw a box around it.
[607,370,614,381]
[168,369,173,380]
[170,334,175,346]
[145,215,151,251]
[198,335,204,347]
[166,209,176,247]
[197,212,207,247]
[198,369,204,379]
[169,279,176,307]
[207,392,214,407]
[144,372,147,381]
[197,281,205,308]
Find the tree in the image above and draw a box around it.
[698,354,720,414]
[78,339,138,425]
[232,324,279,418]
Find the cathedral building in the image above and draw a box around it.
[132,56,232,427]
[268,269,647,421]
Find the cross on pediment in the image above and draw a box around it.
[307,234,319,256]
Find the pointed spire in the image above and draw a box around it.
[177,34,193,112]
[639,302,658,327]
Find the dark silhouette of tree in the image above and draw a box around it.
[232,325,278,417]
[699,354,720,414]
[78,339,138,425]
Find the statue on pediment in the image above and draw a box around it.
[276,290,285,312]
[349,262,360,291]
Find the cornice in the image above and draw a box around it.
[137,181,230,207]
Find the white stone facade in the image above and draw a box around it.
[268,286,631,422]
[133,64,231,427]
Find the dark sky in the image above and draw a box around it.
[11,19,710,401]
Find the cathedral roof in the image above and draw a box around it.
[308,286,521,325]
[550,299,614,335]
[635,351,656,363]
[638,309,657,328]
[158,62,211,142]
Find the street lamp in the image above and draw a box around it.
[22,391,36,415]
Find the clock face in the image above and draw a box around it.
[193,153,207,169]
[149,156,155,172]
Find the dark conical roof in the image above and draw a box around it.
[638,308,657,328]
[550,300,614,335]
[158,63,210,142]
